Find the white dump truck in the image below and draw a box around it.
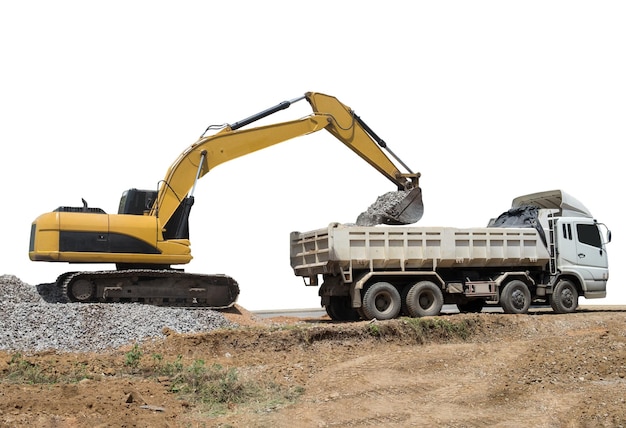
[290,190,611,320]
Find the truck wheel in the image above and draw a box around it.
[405,281,444,317]
[500,280,531,314]
[325,296,361,321]
[362,282,401,320]
[457,299,485,313]
[550,279,579,314]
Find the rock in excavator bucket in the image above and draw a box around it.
[356,187,424,226]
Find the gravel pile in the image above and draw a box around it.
[0,274,232,353]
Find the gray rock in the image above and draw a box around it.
[0,274,232,353]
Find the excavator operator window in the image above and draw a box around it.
[118,189,157,215]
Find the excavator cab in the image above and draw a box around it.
[118,189,157,215]
[118,188,193,240]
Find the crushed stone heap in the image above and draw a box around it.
[0,274,232,353]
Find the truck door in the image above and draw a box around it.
[556,219,609,294]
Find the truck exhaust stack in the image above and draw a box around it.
[356,187,424,226]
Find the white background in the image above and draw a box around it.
[1,1,623,310]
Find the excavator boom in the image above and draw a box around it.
[152,92,422,227]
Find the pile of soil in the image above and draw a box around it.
[1,303,625,427]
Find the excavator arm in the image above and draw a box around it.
[152,92,422,228]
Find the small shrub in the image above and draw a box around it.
[124,344,143,369]
[368,323,381,336]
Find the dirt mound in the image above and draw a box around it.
[220,303,264,326]
[1,307,626,427]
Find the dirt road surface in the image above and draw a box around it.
[1,305,625,427]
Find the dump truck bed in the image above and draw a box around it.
[290,222,551,278]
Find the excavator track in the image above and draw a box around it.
[57,269,239,308]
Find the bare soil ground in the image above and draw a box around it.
[1,305,625,428]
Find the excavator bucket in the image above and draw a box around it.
[356,187,424,226]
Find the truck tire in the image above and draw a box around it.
[405,281,444,317]
[362,282,401,321]
[550,279,579,314]
[500,280,531,314]
[457,299,485,313]
[325,296,361,321]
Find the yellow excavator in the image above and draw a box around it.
[29,92,423,307]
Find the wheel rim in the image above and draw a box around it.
[375,292,392,313]
[561,288,574,308]
[511,289,526,310]
[419,292,434,309]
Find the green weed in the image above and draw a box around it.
[368,322,381,336]
[404,317,472,340]
[4,353,89,384]
[124,343,143,369]
[164,358,303,416]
